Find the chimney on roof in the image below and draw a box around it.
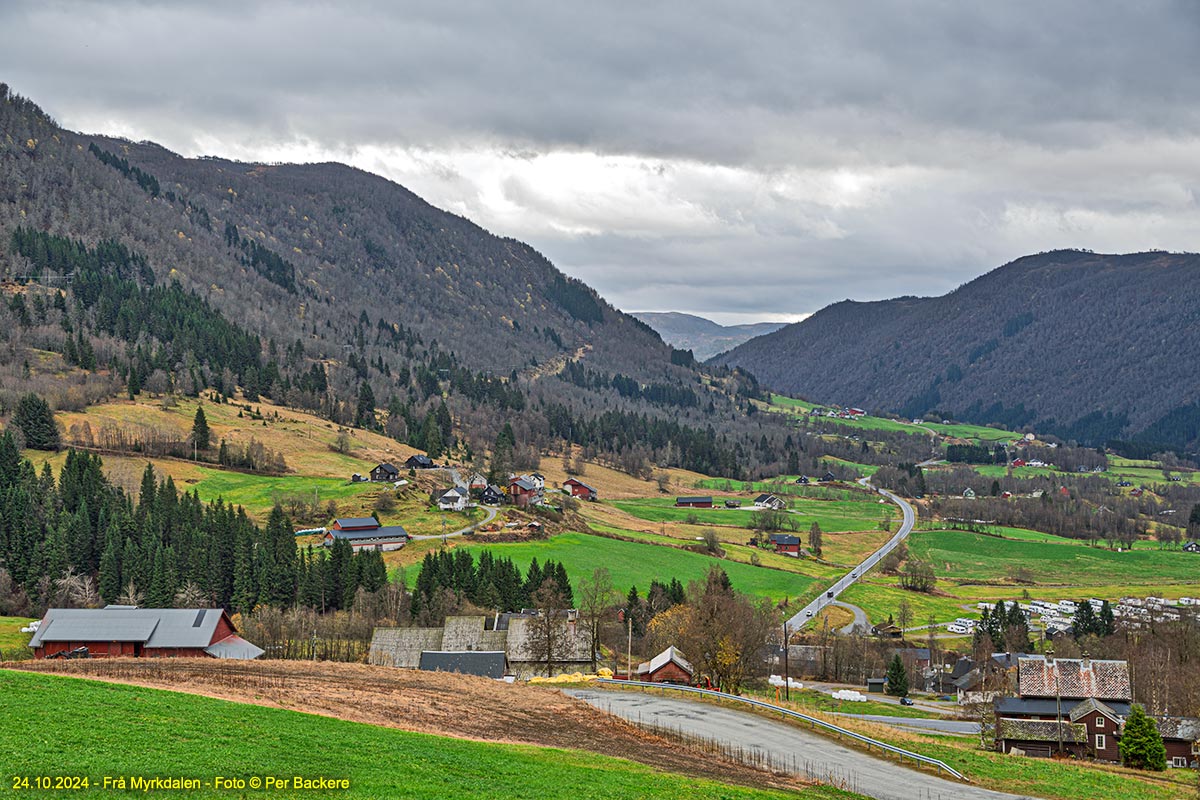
[1081,652,1091,670]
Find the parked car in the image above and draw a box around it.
[899,697,914,706]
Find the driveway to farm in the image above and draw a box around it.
[565,689,1032,800]
[832,600,869,634]
[408,504,498,541]
[787,477,918,631]
[832,713,980,735]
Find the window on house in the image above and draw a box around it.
[1095,716,1104,728]
[1171,757,1187,768]
[1095,734,1106,751]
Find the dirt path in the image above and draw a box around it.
[5,659,804,792]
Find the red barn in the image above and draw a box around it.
[563,478,597,501]
[675,496,713,508]
[29,607,263,660]
[509,476,539,507]
[636,646,694,684]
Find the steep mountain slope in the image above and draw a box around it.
[0,83,787,478]
[634,312,785,360]
[714,250,1200,451]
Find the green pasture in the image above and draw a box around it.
[611,495,888,533]
[446,531,818,604]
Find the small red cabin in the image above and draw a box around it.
[636,646,694,684]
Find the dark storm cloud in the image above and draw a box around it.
[2,1,1199,320]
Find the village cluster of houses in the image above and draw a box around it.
[809,406,867,420]
[780,644,1200,766]
[322,462,602,552]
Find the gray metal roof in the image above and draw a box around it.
[204,635,265,660]
[30,608,227,649]
[333,517,379,530]
[418,650,507,679]
[327,525,409,541]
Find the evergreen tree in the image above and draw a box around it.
[13,393,60,450]
[885,654,909,697]
[98,532,122,603]
[191,404,211,451]
[808,521,823,557]
[1099,600,1116,636]
[1119,705,1167,770]
[1074,602,1099,639]
[355,381,376,429]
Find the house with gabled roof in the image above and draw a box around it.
[370,462,400,482]
[433,487,470,512]
[753,493,785,510]
[636,646,694,684]
[509,476,540,507]
[405,454,435,469]
[563,478,597,501]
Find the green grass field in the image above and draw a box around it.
[692,478,863,501]
[909,529,1200,587]
[0,616,35,658]
[0,670,828,800]
[922,421,1021,442]
[610,496,888,533]
[448,531,818,604]
[183,466,376,511]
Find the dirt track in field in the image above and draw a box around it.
[6,659,805,792]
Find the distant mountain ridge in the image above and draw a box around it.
[713,250,1200,453]
[634,312,786,360]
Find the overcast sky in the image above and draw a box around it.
[3,2,1199,324]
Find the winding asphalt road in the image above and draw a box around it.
[787,478,917,630]
[408,504,499,541]
[565,689,1032,800]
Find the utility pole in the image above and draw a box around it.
[783,623,790,701]
[627,610,633,680]
[1048,647,1064,756]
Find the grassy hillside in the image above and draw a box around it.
[0,670,833,800]
[448,531,819,603]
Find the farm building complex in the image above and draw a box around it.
[369,614,593,679]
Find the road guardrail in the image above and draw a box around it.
[595,678,969,782]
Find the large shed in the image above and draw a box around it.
[29,607,263,660]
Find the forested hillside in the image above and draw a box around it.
[0,83,797,480]
[715,250,1200,455]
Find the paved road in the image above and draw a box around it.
[408,504,498,541]
[565,689,1034,800]
[832,600,869,634]
[803,681,955,717]
[833,713,980,735]
[788,478,917,630]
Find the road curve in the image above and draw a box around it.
[788,478,917,630]
[564,689,1033,800]
[832,600,869,634]
[408,504,499,541]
